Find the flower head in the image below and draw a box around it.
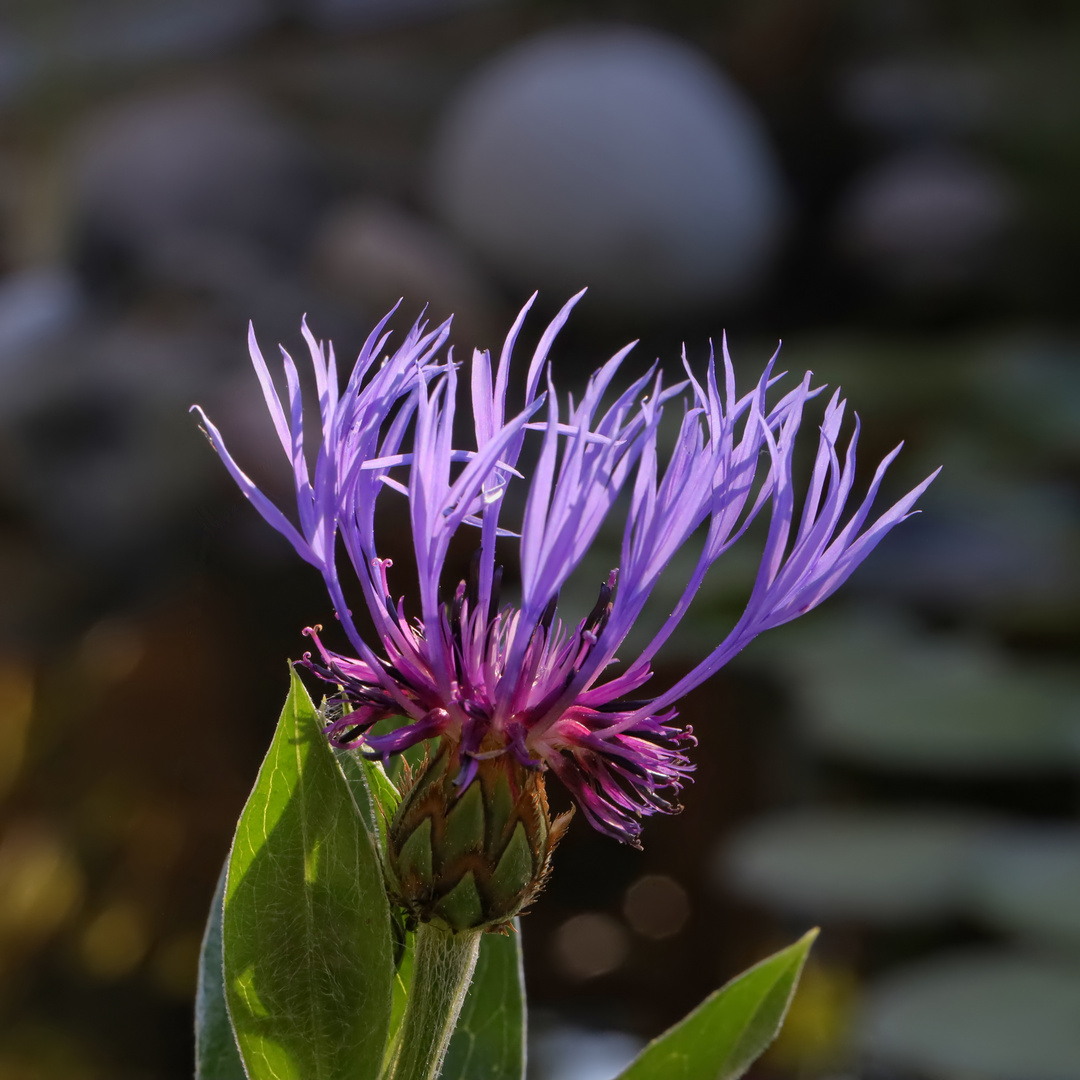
[193,293,937,850]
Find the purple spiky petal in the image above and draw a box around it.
[193,294,937,846]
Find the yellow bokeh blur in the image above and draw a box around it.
[0,824,84,952]
[77,901,149,980]
[766,958,859,1072]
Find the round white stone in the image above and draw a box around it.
[430,26,788,313]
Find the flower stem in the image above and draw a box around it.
[386,922,481,1080]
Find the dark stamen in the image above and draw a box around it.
[334,724,367,743]
[449,580,466,627]
[466,548,481,611]
[583,569,618,638]
[539,592,559,634]
[447,584,466,685]
[488,565,504,624]
[593,699,652,713]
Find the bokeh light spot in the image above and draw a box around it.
[553,913,630,980]
[623,873,691,939]
[0,823,84,947]
[78,901,149,979]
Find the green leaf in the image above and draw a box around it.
[383,929,416,1075]
[440,922,526,1080]
[334,742,417,1076]
[615,929,818,1080]
[363,756,404,820]
[222,668,395,1080]
[196,860,248,1080]
[334,747,401,854]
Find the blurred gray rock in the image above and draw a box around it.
[839,59,995,137]
[295,0,495,31]
[0,267,83,372]
[976,336,1080,459]
[855,460,1080,615]
[0,313,235,563]
[858,950,1080,1079]
[429,26,789,315]
[835,147,1015,288]
[719,808,983,924]
[530,1026,644,1080]
[972,824,1080,952]
[67,85,325,300]
[9,0,272,69]
[311,199,500,352]
[0,29,35,106]
[758,611,1080,774]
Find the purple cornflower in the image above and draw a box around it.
[193,293,937,846]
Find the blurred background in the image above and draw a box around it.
[0,1,1078,1078]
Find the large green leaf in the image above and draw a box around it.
[615,929,818,1080]
[382,929,415,1076]
[195,860,248,1080]
[440,922,526,1080]
[334,748,401,857]
[222,668,395,1080]
[334,744,417,1077]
